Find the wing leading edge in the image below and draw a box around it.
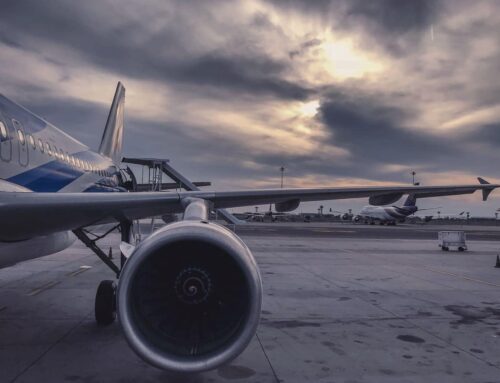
[0,179,496,240]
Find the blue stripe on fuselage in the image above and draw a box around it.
[7,160,84,192]
[7,149,120,192]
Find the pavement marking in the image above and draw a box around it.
[27,281,61,296]
[424,267,500,288]
[256,333,280,383]
[67,265,92,277]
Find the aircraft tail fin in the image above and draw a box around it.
[403,194,417,207]
[99,82,125,164]
[478,177,494,201]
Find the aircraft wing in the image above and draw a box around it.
[186,182,496,209]
[0,179,497,240]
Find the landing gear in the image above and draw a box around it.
[441,246,449,251]
[73,220,135,326]
[95,280,116,325]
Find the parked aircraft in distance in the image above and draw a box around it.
[353,194,440,225]
[0,83,497,373]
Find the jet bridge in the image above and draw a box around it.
[122,157,243,225]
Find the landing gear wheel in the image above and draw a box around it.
[95,280,116,325]
[458,247,465,252]
[441,246,449,251]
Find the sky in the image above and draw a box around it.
[1,0,500,215]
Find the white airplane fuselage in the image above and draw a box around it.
[355,204,418,224]
[0,94,123,265]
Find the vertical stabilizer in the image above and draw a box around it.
[403,194,417,207]
[99,82,125,164]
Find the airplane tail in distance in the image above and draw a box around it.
[99,82,125,164]
[403,194,417,207]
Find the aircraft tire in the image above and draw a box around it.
[95,280,116,325]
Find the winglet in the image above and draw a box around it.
[478,177,493,201]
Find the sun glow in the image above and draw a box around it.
[299,99,320,118]
[322,40,383,80]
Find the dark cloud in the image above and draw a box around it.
[466,123,500,145]
[0,0,311,101]
[343,0,441,56]
[319,90,447,162]
[346,0,439,34]
[315,88,495,179]
[177,54,312,100]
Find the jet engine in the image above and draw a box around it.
[117,220,262,373]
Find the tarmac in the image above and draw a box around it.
[1,222,500,382]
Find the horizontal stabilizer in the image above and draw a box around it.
[478,177,494,201]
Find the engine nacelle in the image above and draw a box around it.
[117,221,262,373]
[275,198,300,213]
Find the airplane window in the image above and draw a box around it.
[0,121,7,139]
[46,143,52,156]
[28,135,36,149]
[17,129,25,145]
[65,152,70,163]
[60,149,65,161]
[38,138,44,152]
[70,156,75,166]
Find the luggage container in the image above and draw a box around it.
[438,231,467,251]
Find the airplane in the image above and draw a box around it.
[353,194,441,225]
[243,206,290,222]
[0,82,498,373]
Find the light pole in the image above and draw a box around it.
[280,166,285,188]
[411,171,416,186]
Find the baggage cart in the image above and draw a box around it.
[438,231,467,251]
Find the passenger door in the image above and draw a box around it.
[12,119,29,167]
[0,114,12,163]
